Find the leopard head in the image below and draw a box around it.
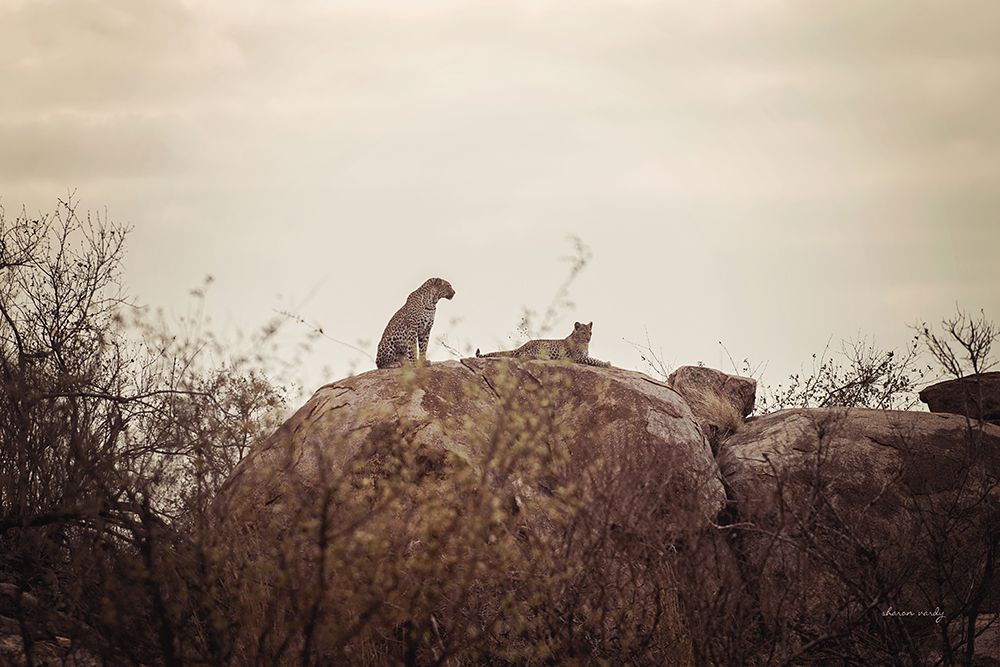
[419,277,455,302]
[572,321,593,343]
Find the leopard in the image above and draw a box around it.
[376,277,456,369]
[475,321,611,367]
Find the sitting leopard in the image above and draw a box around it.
[376,277,455,369]
[476,321,611,367]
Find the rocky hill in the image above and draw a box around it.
[209,360,1000,665]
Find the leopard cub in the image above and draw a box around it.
[476,321,610,367]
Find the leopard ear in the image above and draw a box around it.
[574,321,582,329]
[587,321,593,327]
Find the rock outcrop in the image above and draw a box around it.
[721,407,1000,659]
[210,360,1000,664]
[919,371,1000,425]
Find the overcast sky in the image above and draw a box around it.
[2,0,998,394]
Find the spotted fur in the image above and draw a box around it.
[376,278,455,369]
[476,321,611,367]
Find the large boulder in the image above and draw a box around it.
[720,408,1000,662]
[211,359,725,664]
[919,371,1000,425]
[215,359,725,530]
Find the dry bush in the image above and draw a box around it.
[760,336,926,412]
[0,197,288,664]
[518,235,592,340]
[918,307,998,380]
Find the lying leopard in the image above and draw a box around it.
[376,277,455,369]
[476,321,611,367]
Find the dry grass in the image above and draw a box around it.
[682,382,745,442]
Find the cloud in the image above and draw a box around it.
[4,0,998,200]
[0,0,241,110]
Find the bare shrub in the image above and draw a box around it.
[760,335,926,412]
[918,307,998,380]
[0,197,288,663]
[626,328,674,381]
[518,235,592,340]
